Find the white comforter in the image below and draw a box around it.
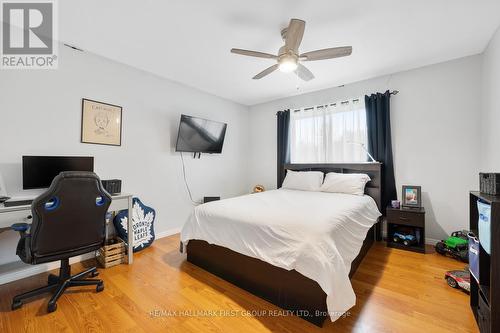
[180,189,381,321]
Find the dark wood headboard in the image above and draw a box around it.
[280,163,382,211]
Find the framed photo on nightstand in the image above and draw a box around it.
[402,185,421,208]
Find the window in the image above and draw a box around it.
[290,98,368,163]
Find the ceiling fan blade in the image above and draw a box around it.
[285,19,305,53]
[300,46,352,61]
[231,48,277,59]
[253,64,279,79]
[295,63,315,81]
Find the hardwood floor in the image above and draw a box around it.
[0,234,478,333]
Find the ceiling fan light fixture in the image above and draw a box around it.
[278,56,298,73]
[231,19,352,81]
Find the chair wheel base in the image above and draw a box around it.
[12,263,103,313]
[91,271,99,278]
[47,302,57,313]
[12,300,22,310]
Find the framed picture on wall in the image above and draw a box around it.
[402,185,422,208]
[81,98,122,146]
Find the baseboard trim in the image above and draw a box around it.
[0,226,183,285]
[425,238,440,246]
[155,227,182,239]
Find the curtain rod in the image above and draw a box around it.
[277,90,399,114]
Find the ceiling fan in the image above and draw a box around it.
[231,19,352,81]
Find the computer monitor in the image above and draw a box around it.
[22,156,94,189]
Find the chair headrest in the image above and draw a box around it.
[56,171,100,180]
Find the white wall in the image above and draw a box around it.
[248,55,482,242]
[480,26,500,170]
[0,44,249,265]
[0,38,493,266]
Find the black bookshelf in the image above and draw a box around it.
[470,191,498,333]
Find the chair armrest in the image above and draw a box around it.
[11,223,30,234]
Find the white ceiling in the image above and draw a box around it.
[58,0,500,106]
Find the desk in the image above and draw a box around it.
[0,193,133,284]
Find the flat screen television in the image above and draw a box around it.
[175,114,227,153]
[22,156,94,189]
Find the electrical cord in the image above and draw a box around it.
[180,152,202,205]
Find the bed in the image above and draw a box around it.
[181,163,382,326]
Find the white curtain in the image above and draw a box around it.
[290,98,368,163]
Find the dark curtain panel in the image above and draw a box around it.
[365,90,397,215]
[276,110,290,187]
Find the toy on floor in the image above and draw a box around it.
[435,230,469,262]
[445,267,470,293]
[392,232,417,246]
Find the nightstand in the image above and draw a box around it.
[386,207,426,253]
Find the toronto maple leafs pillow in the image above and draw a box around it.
[113,197,156,252]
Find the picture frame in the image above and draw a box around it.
[402,185,422,208]
[81,98,122,146]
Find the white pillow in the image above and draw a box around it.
[281,170,324,191]
[320,172,371,195]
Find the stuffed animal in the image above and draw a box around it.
[253,185,265,193]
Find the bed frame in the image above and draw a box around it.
[186,163,382,326]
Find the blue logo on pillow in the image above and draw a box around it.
[113,198,155,252]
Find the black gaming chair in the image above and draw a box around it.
[10,171,112,312]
